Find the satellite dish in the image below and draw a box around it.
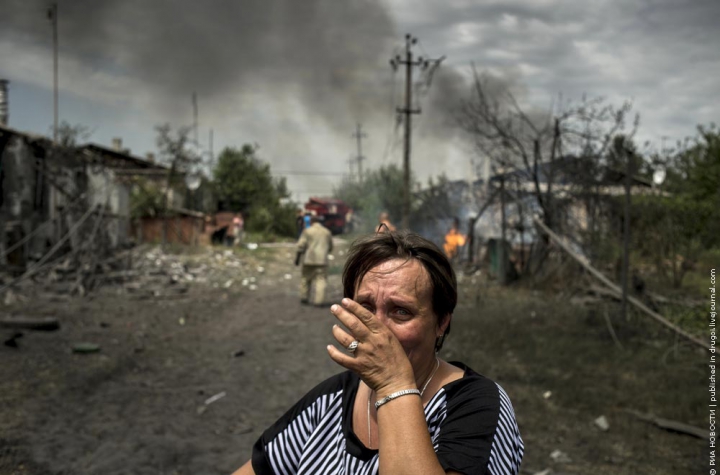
[652,168,666,186]
[185,173,201,191]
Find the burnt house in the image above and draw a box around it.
[0,126,168,270]
[425,156,654,267]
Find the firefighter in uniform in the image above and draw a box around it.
[295,215,333,306]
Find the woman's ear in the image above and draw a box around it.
[438,313,452,336]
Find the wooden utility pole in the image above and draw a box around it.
[209,128,214,163]
[346,154,356,181]
[391,34,423,229]
[621,148,633,320]
[499,175,507,285]
[352,123,367,183]
[192,92,198,146]
[48,3,58,142]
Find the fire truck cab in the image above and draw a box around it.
[304,197,351,235]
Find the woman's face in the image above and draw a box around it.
[354,258,448,370]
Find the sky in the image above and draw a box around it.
[0,0,718,205]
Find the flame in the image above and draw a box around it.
[443,229,466,258]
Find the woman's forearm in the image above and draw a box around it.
[376,395,446,475]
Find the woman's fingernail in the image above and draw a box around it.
[341,298,350,306]
[331,304,338,312]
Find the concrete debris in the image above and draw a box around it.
[3,290,25,306]
[543,391,552,399]
[204,391,226,406]
[549,450,571,464]
[594,415,610,431]
[1,243,276,303]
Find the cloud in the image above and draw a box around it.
[387,0,719,145]
[1,0,402,121]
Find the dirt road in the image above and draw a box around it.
[0,241,707,474]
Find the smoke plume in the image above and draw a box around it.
[1,0,396,122]
[0,1,519,196]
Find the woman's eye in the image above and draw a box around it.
[394,308,411,317]
[361,304,374,313]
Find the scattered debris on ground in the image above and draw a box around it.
[0,243,301,304]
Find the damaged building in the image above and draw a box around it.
[430,156,655,278]
[0,124,168,273]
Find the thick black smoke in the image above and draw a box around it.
[2,0,526,192]
[0,0,397,125]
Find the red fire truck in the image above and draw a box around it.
[304,197,352,235]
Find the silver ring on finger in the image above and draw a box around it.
[347,340,360,354]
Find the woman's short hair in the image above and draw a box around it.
[342,231,457,349]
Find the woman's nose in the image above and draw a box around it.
[375,311,390,325]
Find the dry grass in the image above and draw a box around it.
[446,285,706,474]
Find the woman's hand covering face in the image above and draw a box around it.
[328,297,416,396]
[327,259,445,397]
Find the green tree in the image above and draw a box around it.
[129,179,165,219]
[333,164,408,231]
[632,194,711,288]
[213,145,296,237]
[667,124,720,202]
[604,134,646,178]
[412,174,457,225]
[631,124,720,288]
[333,165,458,233]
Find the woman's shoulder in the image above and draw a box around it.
[443,361,512,403]
[438,361,521,438]
[434,362,524,475]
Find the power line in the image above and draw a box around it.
[274,171,346,176]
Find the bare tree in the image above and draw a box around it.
[458,67,637,272]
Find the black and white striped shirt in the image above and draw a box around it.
[252,362,524,475]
